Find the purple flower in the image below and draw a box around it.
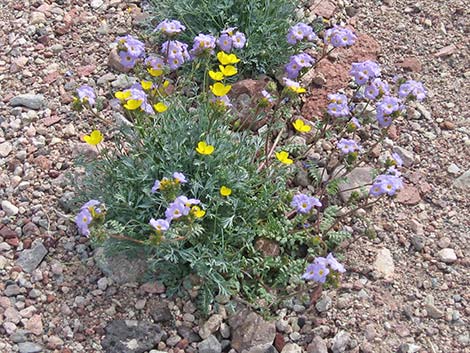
[324,26,356,47]
[151,180,161,193]
[119,51,137,69]
[328,93,348,105]
[125,38,145,58]
[232,32,246,49]
[291,194,322,214]
[364,78,390,100]
[391,152,403,167]
[261,90,275,103]
[337,138,361,154]
[145,56,165,71]
[75,208,92,237]
[162,40,189,70]
[217,33,233,52]
[327,103,350,117]
[165,201,189,221]
[376,96,401,115]
[302,262,330,283]
[175,195,200,207]
[155,19,186,36]
[285,60,301,79]
[376,113,393,128]
[350,117,361,128]
[285,53,315,79]
[350,61,381,85]
[190,33,216,57]
[326,253,346,273]
[173,172,187,184]
[370,174,403,197]
[77,85,96,106]
[287,23,316,45]
[149,218,170,232]
[398,80,426,101]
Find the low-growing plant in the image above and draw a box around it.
[145,0,304,77]
[72,19,425,313]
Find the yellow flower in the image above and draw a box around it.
[191,206,206,218]
[154,102,168,113]
[292,119,311,133]
[209,70,224,81]
[83,130,103,146]
[288,86,306,94]
[124,99,143,110]
[141,80,153,90]
[220,186,232,197]
[217,51,240,65]
[275,151,293,165]
[210,82,232,97]
[196,141,215,155]
[148,68,163,77]
[115,90,131,100]
[219,65,237,77]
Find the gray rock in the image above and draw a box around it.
[94,244,147,284]
[294,169,311,187]
[149,301,173,323]
[281,343,302,353]
[453,169,470,190]
[373,248,395,278]
[91,0,104,9]
[10,94,45,110]
[101,320,163,353]
[5,284,21,296]
[18,342,43,353]
[411,235,425,251]
[0,141,13,157]
[399,343,421,353]
[437,248,457,263]
[338,167,374,202]
[242,344,278,353]
[229,308,276,352]
[97,277,108,291]
[331,330,351,353]
[315,294,332,313]
[307,336,328,353]
[166,335,181,347]
[15,242,48,273]
[392,146,415,167]
[198,334,222,353]
[1,200,19,216]
[199,314,223,339]
[447,163,461,175]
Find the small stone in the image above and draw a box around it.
[97,277,108,291]
[91,0,104,9]
[437,248,457,263]
[396,184,421,205]
[200,314,223,339]
[0,142,13,157]
[5,307,21,323]
[10,94,45,110]
[315,294,332,313]
[31,12,46,25]
[447,163,461,176]
[5,284,21,296]
[411,235,425,251]
[331,330,351,353]
[392,146,415,167]
[396,57,422,72]
[1,200,19,216]
[18,342,44,353]
[198,334,222,353]
[434,44,457,57]
[135,299,146,310]
[307,336,328,353]
[47,335,64,349]
[399,343,421,353]
[373,248,395,278]
[15,242,48,273]
[275,319,289,333]
[281,343,302,353]
[24,314,43,335]
[220,322,230,339]
[166,335,181,347]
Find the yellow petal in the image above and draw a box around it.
[196,141,215,155]
[141,80,153,90]
[293,119,311,133]
[275,151,293,165]
[124,99,143,110]
[219,65,237,77]
[148,68,163,77]
[220,186,232,197]
[226,53,240,64]
[115,90,131,100]
[210,82,232,97]
[83,130,103,146]
[154,102,168,113]
[209,70,224,81]
[191,206,206,218]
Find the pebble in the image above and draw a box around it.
[307,336,328,353]
[15,242,48,273]
[399,343,421,353]
[97,277,108,291]
[392,146,415,167]
[5,284,21,296]
[199,314,223,339]
[331,330,351,353]
[10,94,45,110]
[411,235,425,251]
[1,200,19,216]
[18,342,44,353]
[91,0,104,8]
[437,248,457,263]
[0,141,13,157]
[282,343,302,353]
[447,163,461,175]
[315,294,332,313]
[135,299,146,310]
[198,334,222,353]
[373,248,395,278]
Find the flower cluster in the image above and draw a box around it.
[190,33,216,57]
[398,80,426,101]
[285,53,315,79]
[161,40,190,70]
[324,25,356,47]
[364,78,389,100]
[76,85,96,106]
[151,172,187,194]
[75,200,104,237]
[303,253,345,283]
[376,96,402,127]
[287,22,317,45]
[291,193,322,214]
[370,173,403,197]
[217,27,246,52]
[155,19,186,36]
[350,60,381,85]
[337,138,361,154]
[115,83,156,114]
[327,92,350,117]
[208,51,241,107]
[145,56,165,77]
[116,35,146,69]
[283,78,306,94]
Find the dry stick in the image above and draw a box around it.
[257,127,285,172]
[108,233,186,245]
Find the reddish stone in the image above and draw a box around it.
[176,338,189,349]
[440,120,455,130]
[140,281,166,294]
[434,44,457,57]
[43,71,60,84]
[23,238,33,249]
[77,65,96,77]
[0,226,17,239]
[274,332,286,352]
[310,0,337,18]
[396,183,421,205]
[34,155,52,170]
[6,237,19,247]
[47,294,55,303]
[387,125,399,140]
[41,115,63,127]
[396,57,422,72]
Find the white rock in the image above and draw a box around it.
[91,0,104,8]
[437,248,457,263]
[2,200,19,216]
[0,142,13,157]
[373,248,395,278]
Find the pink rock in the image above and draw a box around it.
[25,314,43,335]
[396,184,421,205]
[140,281,165,294]
[396,57,422,72]
[434,44,457,57]
[77,64,96,77]
[310,0,337,18]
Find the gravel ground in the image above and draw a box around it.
[0,0,468,352]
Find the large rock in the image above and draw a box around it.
[331,330,351,353]
[94,244,147,284]
[307,336,328,353]
[199,314,223,339]
[16,242,48,273]
[198,334,222,353]
[373,248,395,279]
[18,342,44,353]
[453,169,470,190]
[10,94,45,110]
[101,320,163,353]
[338,167,374,202]
[229,308,276,352]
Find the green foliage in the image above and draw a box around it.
[147,0,300,76]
